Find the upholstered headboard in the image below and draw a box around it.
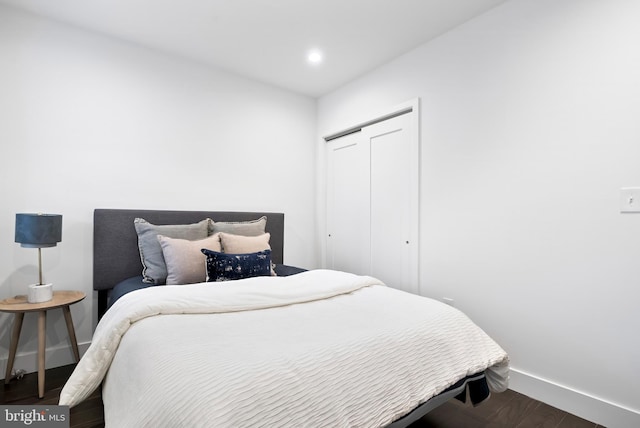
[93,209,284,316]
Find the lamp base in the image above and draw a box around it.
[27,283,53,303]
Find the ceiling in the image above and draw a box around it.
[0,0,509,97]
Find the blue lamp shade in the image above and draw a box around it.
[15,213,63,248]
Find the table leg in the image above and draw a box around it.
[4,312,25,384]
[62,305,80,362]
[37,310,46,398]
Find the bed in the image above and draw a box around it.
[60,208,509,427]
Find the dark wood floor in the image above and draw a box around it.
[412,388,604,428]
[1,365,603,428]
[1,365,103,428]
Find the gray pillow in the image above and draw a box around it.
[210,216,267,236]
[134,218,210,284]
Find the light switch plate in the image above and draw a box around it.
[620,187,640,213]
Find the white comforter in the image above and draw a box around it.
[60,269,508,427]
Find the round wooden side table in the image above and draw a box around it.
[0,290,86,398]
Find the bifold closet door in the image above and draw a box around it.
[326,108,419,294]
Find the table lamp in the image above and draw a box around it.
[15,213,63,303]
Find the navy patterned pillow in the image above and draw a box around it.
[201,249,272,282]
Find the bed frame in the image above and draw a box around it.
[92,208,488,427]
[93,209,284,318]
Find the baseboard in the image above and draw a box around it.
[509,368,640,428]
[0,341,91,382]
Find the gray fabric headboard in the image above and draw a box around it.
[93,209,284,315]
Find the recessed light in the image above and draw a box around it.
[307,50,323,65]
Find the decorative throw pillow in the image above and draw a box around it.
[219,232,276,276]
[219,232,271,254]
[158,233,221,285]
[134,218,210,284]
[210,216,267,236]
[201,249,272,282]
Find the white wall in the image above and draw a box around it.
[0,5,317,376]
[318,0,640,426]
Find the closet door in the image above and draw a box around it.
[366,113,417,294]
[326,102,419,295]
[326,131,371,276]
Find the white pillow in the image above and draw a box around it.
[158,233,221,285]
[219,232,271,254]
[219,232,275,276]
